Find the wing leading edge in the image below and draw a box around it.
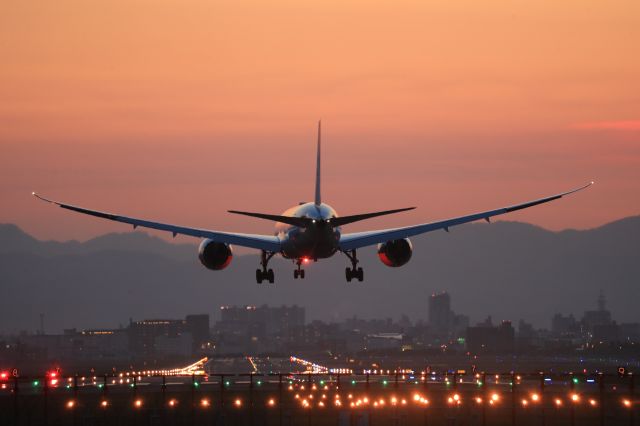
[32,193,281,252]
[338,182,594,251]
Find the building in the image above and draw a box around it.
[551,313,580,335]
[428,292,452,333]
[466,320,515,354]
[128,315,209,357]
[214,305,305,354]
[582,291,613,331]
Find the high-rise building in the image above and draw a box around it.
[582,290,612,331]
[185,314,210,352]
[429,292,452,334]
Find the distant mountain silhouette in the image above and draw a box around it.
[0,218,638,334]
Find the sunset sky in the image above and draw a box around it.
[1,0,639,242]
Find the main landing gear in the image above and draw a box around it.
[344,249,364,282]
[293,259,306,279]
[256,251,275,284]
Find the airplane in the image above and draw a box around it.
[33,122,593,284]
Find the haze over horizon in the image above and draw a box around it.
[1,0,639,243]
[1,216,639,334]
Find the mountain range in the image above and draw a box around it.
[0,217,638,334]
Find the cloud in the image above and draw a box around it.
[572,120,640,131]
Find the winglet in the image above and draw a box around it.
[32,192,55,204]
[314,120,322,206]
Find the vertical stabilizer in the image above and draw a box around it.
[314,120,322,205]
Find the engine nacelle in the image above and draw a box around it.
[377,238,413,267]
[198,239,233,270]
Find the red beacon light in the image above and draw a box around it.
[47,369,61,387]
[0,371,9,380]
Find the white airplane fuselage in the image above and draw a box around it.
[276,202,341,260]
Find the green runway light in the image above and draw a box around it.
[194,382,200,387]
[225,381,231,386]
[256,381,262,386]
[319,380,324,386]
[382,380,388,386]
[33,380,39,386]
[572,378,579,384]
[351,380,356,385]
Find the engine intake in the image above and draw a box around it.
[198,239,233,270]
[377,238,413,267]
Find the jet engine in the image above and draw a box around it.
[198,239,233,270]
[377,238,413,267]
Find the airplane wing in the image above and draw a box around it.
[32,193,282,252]
[338,182,593,251]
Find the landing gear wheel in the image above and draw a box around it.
[345,267,352,282]
[257,251,276,284]
[344,249,362,282]
[294,259,305,279]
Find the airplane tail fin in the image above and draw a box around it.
[314,120,322,206]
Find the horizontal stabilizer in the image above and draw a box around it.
[330,207,415,227]
[228,210,310,227]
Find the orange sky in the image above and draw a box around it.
[1,0,639,242]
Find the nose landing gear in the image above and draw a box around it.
[256,251,275,284]
[293,259,306,279]
[344,249,364,282]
